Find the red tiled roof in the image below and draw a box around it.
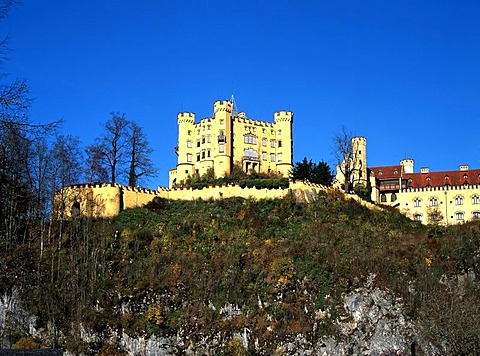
[369,165,402,179]
[404,169,480,188]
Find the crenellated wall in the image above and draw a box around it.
[55,181,329,218]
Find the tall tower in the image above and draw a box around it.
[176,112,195,184]
[213,100,233,177]
[274,110,294,176]
[400,158,414,174]
[351,136,367,186]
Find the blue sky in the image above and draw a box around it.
[3,1,480,188]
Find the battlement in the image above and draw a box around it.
[214,100,233,113]
[233,117,274,127]
[401,184,480,193]
[352,136,367,142]
[177,112,195,124]
[274,111,293,122]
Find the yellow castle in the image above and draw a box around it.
[335,137,480,225]
[169,99,293,187]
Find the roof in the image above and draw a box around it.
[369,165,402,180]
[404,169,480,188]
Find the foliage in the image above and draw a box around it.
[1,191,480,354]
[353,182,372,201]
[291,157,334,186]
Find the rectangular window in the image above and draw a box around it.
[201,150,205,159]
[187,141,192,148]
[473,196,479,204]
[207,150,211,158]
[262,138,267,146]
[270,153,275,162]
[270,140,275,148]
[207,135,211,143]
[473,212,480,219]
[197,140,200,148]
[277,153,282,162]
[456,212,464,220]
[278,140,282,148]
[196,154,200,162]
[414,214,422,222]
[262,152,267,161]
[244,135,256,144]
[202,137,205,144]
[219,144,225,153]
[187,153,192,162]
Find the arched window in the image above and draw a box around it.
[380,194,387,203]
[414,214,422,222]
[391,193,397,202]
[473,212,480,220]
[413,198,421,207]
[472,195,479,204]
[455,212,464,221]
[455,196,463,205]
[429,197,438,207]
[71,201,80,217]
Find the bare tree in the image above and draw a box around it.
[85,143,108,183]
[93,112,129,184]
[332,126,357,194]
[127,121,156,186]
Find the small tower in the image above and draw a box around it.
[213,100,233,177]
[175,112,195,184]
[351,136,367,186]
[400,158,414,174]
[274,110,294,176]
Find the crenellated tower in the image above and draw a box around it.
[351,136,367,186]
[175,112,195,184]
[274,110,294,177]
[213,100,233,177]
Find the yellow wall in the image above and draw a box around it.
[397,185,480,225]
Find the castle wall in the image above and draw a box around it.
[398,184,480,225]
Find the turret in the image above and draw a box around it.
[175,112,195,185]
[400,158,414,174]
[351,136,367,186]
[274,111,294,176]
[213,100,233,177]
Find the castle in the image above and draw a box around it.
[169,99,293,187]
[55,99,480,225]
[335,137,480,225]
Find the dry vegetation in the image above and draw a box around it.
[1,190,479,354]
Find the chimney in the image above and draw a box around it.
[460,164,469,171]
[421,167,429,174]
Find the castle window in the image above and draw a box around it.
[207,125,211,130]
[207,135,211,143]
[271,129,274,135]
[277,153,282,162]
[380,194,386,203]
[197,140,200,148]
[270,140,275,148]
[393,169,398,175]
[456,212,464,221]
[472,195,480,204]
[207,150,211,158]
[473,211,480,220]
[188,130,192,136]
[413,198,421,207]
[244,135,256,144]
[378,170,383,176]
[71,201,80,217]
[187,154,192,162]
[278,129,282,135]
[202,137,205,144]
[414,214,422,222]
[270,153,275,162]
[196,154,200,162]
[262,152,267,161]
[244,148,258,158]
[407,179,412,188]
[262,138,267,147]
[187,140,192,148]
[278,140,282,148]
[455,196,463,205]
[391,193,397,202]
[219,144,225,153]
[201,150,206,159]
[430,197,438,207]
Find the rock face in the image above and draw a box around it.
[1,276,438,355]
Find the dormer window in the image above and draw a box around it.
[394,169,398,175]
[378,170,383,176]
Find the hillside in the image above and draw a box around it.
[1,190,479,355]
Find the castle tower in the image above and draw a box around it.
[213,100,233,177]
[176,112,195,184]
[274,111,294,176]
[400,158,414,174]
[351,136,367,186]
